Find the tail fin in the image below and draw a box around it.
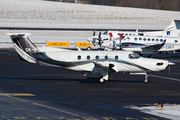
[162,20,180,37]
[7,33,37,63]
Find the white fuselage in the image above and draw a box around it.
[36,46,169,73]
[102,35,180,52]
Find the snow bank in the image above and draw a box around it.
[128,104,180,120]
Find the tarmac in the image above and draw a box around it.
[0,49,180,120]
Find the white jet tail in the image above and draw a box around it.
[162,20,180,37]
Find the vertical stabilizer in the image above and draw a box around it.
[7,33,37,63]
[162,20,180,37]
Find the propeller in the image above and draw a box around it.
[168,52,171,78]
[93,30,95,36]
[98,31,103,47]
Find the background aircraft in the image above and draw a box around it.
[8,33,175,83]
[87,20,180,47]
[102,35,180,56]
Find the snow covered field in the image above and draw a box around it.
[0,0,180,29]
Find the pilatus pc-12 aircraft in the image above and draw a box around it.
[8,33,175,83]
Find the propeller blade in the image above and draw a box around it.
[99,31,101,39]
[93,30,95,36]
[169,53,171,78]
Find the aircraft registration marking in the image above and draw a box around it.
[46,42,70,47]
[76,42,93,47]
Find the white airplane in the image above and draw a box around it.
[102,35,180,55]
[87,20,180,47]
[8,33,175,83]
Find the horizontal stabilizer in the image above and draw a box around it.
[5,33,31,36]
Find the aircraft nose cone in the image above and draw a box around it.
[168,61,175,65]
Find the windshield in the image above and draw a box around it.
[103,31,108,35]
[129,53,141,59]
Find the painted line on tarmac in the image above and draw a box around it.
[0,93,36,96]
[5,95,81,118]
[149,74,180,82]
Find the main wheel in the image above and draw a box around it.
[144,79,148,83]
[99,78,105,83]
[87,47,91,51]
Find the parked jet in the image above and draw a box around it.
[8,33,175,83]
[87,20,180,47]
[102,35,180,55]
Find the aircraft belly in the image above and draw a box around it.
[114,62,143,72]
[66,63,94,71]
[123,48,142,52]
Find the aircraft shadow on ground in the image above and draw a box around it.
[0,76,146,84]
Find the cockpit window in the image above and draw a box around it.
[103,31,108,35]
[129,53,141,59]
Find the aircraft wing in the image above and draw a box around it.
[92,62,117,76]
[141,41,166,52]
[121,40,166,52]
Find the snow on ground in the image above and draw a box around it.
[0,0,180,29]
[127,104,180,120]
[1,0,180,22]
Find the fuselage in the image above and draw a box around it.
[35,46,169,73]
[102,35,180,52]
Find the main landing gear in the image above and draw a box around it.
[99,74,109,83]
[144,73,149,83]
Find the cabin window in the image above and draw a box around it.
[87,55,90,60]
[152,38,155,41]
[175,40,178,43]
[148,38,150,41]
[77,55,81,60]
[129,34,132,35]
[127,37,130,40]
[133,34,135,35]
[96,55,99,60]
[139,38,142,40]
[105,56,108,60]
[129,53,141,59]
[115,56,118,60]
[122,33,124,35]
[160,39,163,42]
[143,38,146,41]
[118,33,120,36]
[134,38,137,41]
[156,39,159,42]
[125,33,128,35]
